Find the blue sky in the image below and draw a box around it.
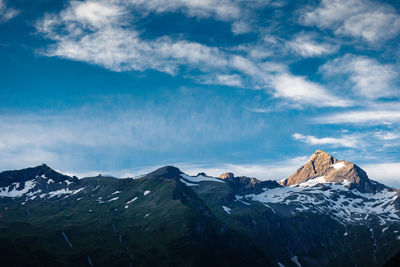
[1,0,400,186]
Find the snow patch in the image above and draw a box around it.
[332,162,346,170]
[144,190,151,196]
[125,197,138,207]
[0,180,36,198]
[222,206,231,214]
[296,176,326,187]
[235,195,251,205]
[45,187,85,198]
[62,232,73,248]
[180,178,199,187]
[107,197,119,202]
[180,174,225,184]
[264,204,276,214]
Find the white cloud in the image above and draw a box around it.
[270,73,351,107]
[292,133,359,148]
[302,0,400,43]
[321,55,398,99]
[0,0,19,23]
[36,0,348,109]
[68,1,126,27]
[287,33,338,57]
[198,73,244,87]
[363,163,400,188]
[36,1,229,75]
[374,131,400,141]
[231,20,251,35]
[314,108,400,124]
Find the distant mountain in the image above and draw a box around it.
[0,150,400,266]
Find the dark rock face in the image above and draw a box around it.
[384,251,400,267]
[220,175,280,194]
[146,166,182,179]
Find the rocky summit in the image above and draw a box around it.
[0,151,400,267]
[280,150,381,193]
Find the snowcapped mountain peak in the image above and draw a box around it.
[279,150,381,193]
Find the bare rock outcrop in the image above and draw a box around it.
[218,172,235,179]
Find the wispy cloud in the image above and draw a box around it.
[271,73,351,107]
[197,73,245,87]
[301,0,400,43]
[36,3,228,75]
[0,95,268,172]
[0,0,19,23]
[314,108,400,125]
[231,20,252,35]
[286,33,339,57]
[292,133,359,148]
[321,54,398,99]
[374,131,400,141]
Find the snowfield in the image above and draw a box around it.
[243,177,399,225]
[180,174,225,184]
[0,180,36,198]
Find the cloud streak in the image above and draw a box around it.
[314,108,400,125]
[0,0,19,23]
[286,33,339,57]
[292,133,359,148]
[0,94,268,172]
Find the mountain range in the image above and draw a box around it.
[0,150,399,266]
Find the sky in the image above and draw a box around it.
[1,0,400,186]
